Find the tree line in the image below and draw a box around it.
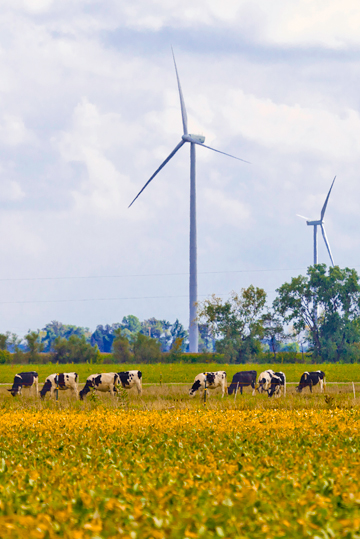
[1,264,360,364]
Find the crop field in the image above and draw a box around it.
[1,364,360,538]
[0,408,360,539]
[1,362,360,384]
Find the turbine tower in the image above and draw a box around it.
[129,51,248,353]
[298,177,336,266]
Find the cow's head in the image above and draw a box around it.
[189,379,201,397]
[8,386,21,397]
[40,380,52,399]
[296,373,307,393]
[79,379,95,400]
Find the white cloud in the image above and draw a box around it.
[0,115,34,146]
[203,187,251,228]
[56,98,146,218]
[0,179,25,201]
[222,90,360,160]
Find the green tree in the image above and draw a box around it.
[198,286,267,363]
[132,333,161,363]
[91,324,120,353]
[112,329,133,363]
[261,311,286,361]
[24,331,44,362]
[0,332,10,351]
[52,335,98,364]
[40,321,91,352]
[274,265,360,362]
[170,319,188,351]
[198,324,214,352]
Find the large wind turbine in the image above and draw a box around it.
[297,177,336,266]
[129,51,248,353]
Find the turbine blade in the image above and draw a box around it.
[320,176,336,220]
[296,214,310,221]
[128,140,185,208]
[171,48,188,135]
[195,141,250,164]
[321,224,335,266]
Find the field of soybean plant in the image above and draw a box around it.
[0,364,360,538]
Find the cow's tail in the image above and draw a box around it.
[283,373,286,397]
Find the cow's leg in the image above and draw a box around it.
[74,385,79,399]
[309,381,313,393]
[319,379,324,392]
[240,385,243,395]
[136,379,142,395]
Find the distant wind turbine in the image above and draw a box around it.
[297,177,336,266]
[129,50,249,353]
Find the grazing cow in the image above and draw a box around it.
[254,370,275,395]
[8,372,38,397]
[40,372,79,399]
[79,373,120,400]
[296,371,326,393]
[267,371,286,398]
[189,371,227,398]
[228,371,257,395]
[117,371,142,394]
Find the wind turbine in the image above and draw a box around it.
[297,177,336,266]
[129,51,248,353]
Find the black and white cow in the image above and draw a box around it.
[267,371,286,398]
[296,371,326,393]
[254,370,275,395]
[40,373,79,399]
[79,373,120,400]
[228,371,257,395]
[117,371,142,394]
[8,371,38,397]
[189,371,227,398]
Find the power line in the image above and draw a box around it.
[0,293,215,306]
[0,288,279,306]
[0,266,308,282]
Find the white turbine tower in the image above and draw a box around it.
[129,51,248,353]
[297,177,336,266]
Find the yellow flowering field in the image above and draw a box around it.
[0,409,359,538]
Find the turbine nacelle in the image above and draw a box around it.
[182,134,206,144]
[307,219,322,226]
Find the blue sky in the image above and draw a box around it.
[0,0,360,337]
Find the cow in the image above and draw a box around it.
[253,370,275,395]
[228,371,257,395]
[40,373,79,399]
[117,371,142,394]
[8,372,38,397]
[267,371,286,398]
[296,371,326,393]
[189,371,227,398]
[79,373,120,400]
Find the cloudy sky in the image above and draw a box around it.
[0,0,359,337]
